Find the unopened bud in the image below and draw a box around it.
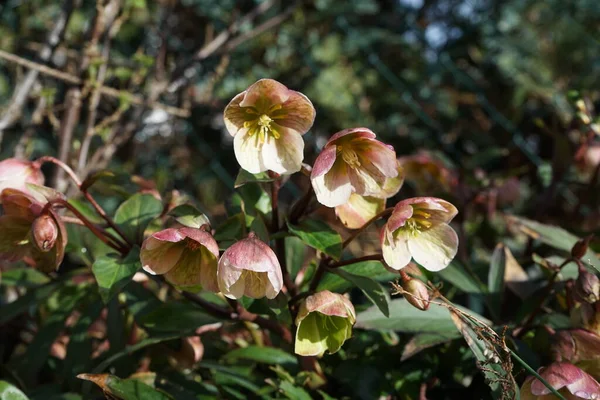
[32,214,59,252]
[575,266,600,304]
[571,235,592,259]
[400,273,430,311]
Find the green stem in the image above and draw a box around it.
[509,349,567,400]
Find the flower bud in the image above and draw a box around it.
[32,214,59,252]
[520,362,600,399]
[400,273,430,311]
[217,233,282,299]
[294,290,356,357]
[575,266,600,304]
[571,235,593,260]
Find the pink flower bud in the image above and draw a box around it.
[400,274,430,311]
[32,214,59,252]
[217,233,283,299]
[0,158,44,199]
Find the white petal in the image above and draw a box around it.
[312,166,352,207]
[382,230,412,270]
[408,224,458,272]
[262,130,304,175]
[233,132,266,173]
[217,259,244,298]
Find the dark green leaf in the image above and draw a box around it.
[0,267,50,287]
[80,170,115,192]
[114,193,163,243]
[278,381,312,400]
[167,205,210,229]
[223,346,297,365]
[287,219,342,260]
[249,214,270,242]
[317,261,395,292]
[214,213,246,245]
[285,236,306,279]
[234,170,274,188]
[138,301,220,333]
[0,381,29,400]
[92,247,141,303]
[333,269,390,317]
[78,374,173,400]
[401,331,460,361]
[437,262,485,294]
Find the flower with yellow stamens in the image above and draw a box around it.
[224,79,316,174]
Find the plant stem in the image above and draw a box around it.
[509,349,567,400]
[35,155,82,186]
[342,207,393,249]
[288,185,314,224]
[308,257,330,292]
[329,254,383,268]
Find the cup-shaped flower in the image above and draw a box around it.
[223,78,316,175]
[0,189,67,272]
[294,290,356,357]
[140,227,219,289]
[520,362,600,400]
[0,158,44,199]
[217,233,282,299]
[311,128,399,207]
[381,197,458,271]
[552,329,600,364]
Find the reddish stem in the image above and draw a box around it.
[342,207,393,249]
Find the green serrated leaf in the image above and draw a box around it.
[0,381,29,400]
[92,248,141,303]
[287,219,342,260]
[167,205,210,229]
[234,170,274,188]
[223,346,297,365]
[333,269,390,317]
[114,194,163,244]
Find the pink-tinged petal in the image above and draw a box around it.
[382,229,412,270]
[326,127,376,146]
[151,228,187,244]
[239,79,290,109]
[311,145,338,179]
[219,268,245,299]
[397,197,458,224]
[335,194,384,229]
[531,363,584,395]
[275,90,316,136]
[233,131,267,173]
[387,202,414,232]
[178,228,220,258]
[567,371,600,399]
[0,159,44,198]
[1,189,41,221]
[408,224,458,272]
[378,162,405,198]
[0,216,32,262]
[141,236,184,275]
[223,92,249,137]
[220,235,280,273]
[299,290,355,320]
[357,139,398,178]
[262,129,304,175]
[312,162,352,207]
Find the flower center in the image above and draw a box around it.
[337,145,361,168]
[242,104,284,143]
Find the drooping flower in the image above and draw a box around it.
[0,158,44,200]
[398,151,456,194]
[334,161,404,229]
[0,188,67,272]
[295,290,356,357]
[552,329,600,365]
[381,197,458,271]
[140,227,219,289]
[217,233,282,299]
[223,78,316,175]
[520,362,600,400]
[311,128,399,207]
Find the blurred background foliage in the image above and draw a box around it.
[1,0,600,399]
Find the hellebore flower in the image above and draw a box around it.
[334,161,405,229]
[223,78,316,175]
[217,233,282,299]
[398,151,456,194]
[520,362,600,400]
[0,189,66,272]
[141,227,219,289]
[0,158,44,200]
[311,128,399,207]
[294,290,356,357]
[381,197,458,271]
[552,329,600,365]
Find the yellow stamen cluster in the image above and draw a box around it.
[405,208,433,236]
[242,104,285,144]
[338,145,361,169]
